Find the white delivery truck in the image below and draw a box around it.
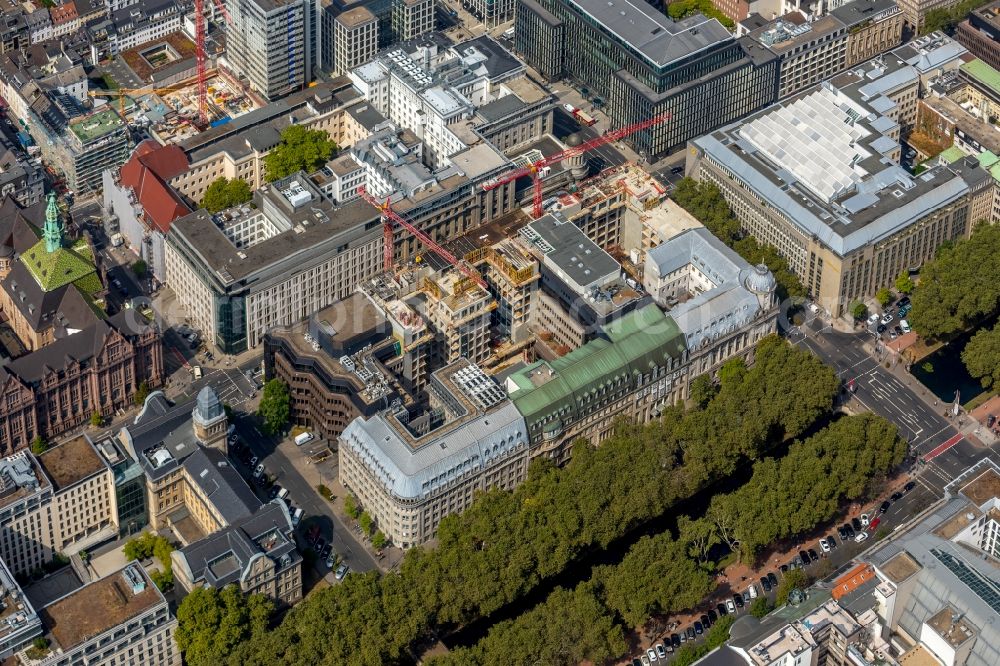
[294,432,314,446]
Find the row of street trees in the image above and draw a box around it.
[430,413,904,665]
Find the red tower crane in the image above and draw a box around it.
[483,113,672,219]
[194,0,232,127]
[356,187,489,290]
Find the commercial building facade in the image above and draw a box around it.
[686,67,991,317]
[514,0,780,157]
[340,360,530,548]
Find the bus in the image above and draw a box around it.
[573,109,596,126]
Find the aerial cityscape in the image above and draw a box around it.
[0,0,998,663]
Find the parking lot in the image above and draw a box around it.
[866,295,913,342]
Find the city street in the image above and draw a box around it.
[785,312,1000,497]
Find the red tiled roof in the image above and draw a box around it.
[50,2,79,24]
[831,563,875,600]
[119,141,190,234]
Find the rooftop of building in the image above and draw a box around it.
[921,95,1000,155]
[968,0,1000,29]
[451,35,524,81]
[865,470,1000,666]
[174,501,298,589]
[520,213,619,289]
[748,12,844,54]
[879,551,923,583]
[898,644,945,666]
[892,32,968,74]
[335,5,376,26]
[570,0,732,68]
[927,606,979,648]
[693,77,985,257]
[340,360,525,500]
[960,466,1000,505]
[0,557,39,644]
[36,434,106,492]
[506,304,686,421]
[829,0,900,27]
[41,565,163,652]
[182,447,262,524]
[168,174,379,285]
[67,107,124,144]
[0,452,47,510]
[961,57,1000,94]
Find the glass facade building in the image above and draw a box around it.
[515,0,780,157]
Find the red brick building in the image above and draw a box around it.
[0,311,163,453]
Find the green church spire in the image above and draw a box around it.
[43,192,62,253]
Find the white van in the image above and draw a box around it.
[503,27,515,40]
[192,366,203,379]
[277,487,289,501]
[292,508,303,527]
[294,432,314,446]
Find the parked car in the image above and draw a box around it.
[855,531,870,543]
[897,296,911,308]
[860,513,871,526]
[671,634,681,649]
[903,481,916,493]
[647,647,658,663]
[880,500,891,514]
[867,313,880,325]
[900,320,912,334]
[335,563,349,580]
[700,614,711,629]
[827,534,837,549]
[799,549,811,565]
[325,552,336,569]
[733,593,744,608]
[767,572,779,588]
[890,491,903,502]
[694,621,704,635]
[760,576,772,592]
[726,599,736,613]
[686,626,696,640]
[742,589,751,603]
[779,563,789,574]
[641,656,650,666]
[876,324,887,334]
[880,312,894,325]
[708,609,718,623]
[820,538,831,553]
[838,525,849,540]
[315,538,326,554]
[808,549,819,562]
[892,325,903,338]
[656,644,668,659]
[253,463,265,478]
[717,602,729,616]
[249,455,258,467]
[632,659,642,666]
[869,517,882,532]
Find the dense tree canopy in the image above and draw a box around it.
[922,0,991,34]
[257,379,290,435]
[264,125,337,181]
[201,177,253,213]
[963,325,1000,389]
[671,178,804,300]
[176,586,274,665]
[665,0,735,29]
[909,223,1000,339]
[214,337,838,666]
[706,413,906,561]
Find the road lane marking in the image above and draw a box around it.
[925,433,963,461]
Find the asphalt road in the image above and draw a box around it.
[231,417,378,574]
[784,312,999,496]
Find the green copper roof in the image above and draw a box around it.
[509,305,686,425]
[938,146,966,165]
[961,59,1000,95]
[22,238,98,292]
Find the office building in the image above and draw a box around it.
[263,292,413,443]
[339,359,529,548]
[107,0,188,54]
[392,0,434,41]
[332,7,378,75]
[686,70,992,317]
[172,501,303,605]
[745,0,903,99]
[0,437,117,578]
[514,0,780,157]
[165,173,383,353]
[120,387,262,542]
[225,0,319,100]
[465,0,513,27]
[958,1,1000,72]
[28,564,180,666]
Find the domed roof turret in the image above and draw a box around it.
[565,133,582,148]
[744,263,777,295]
